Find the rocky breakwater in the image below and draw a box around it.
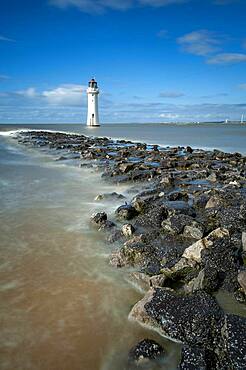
[15,130,246,369]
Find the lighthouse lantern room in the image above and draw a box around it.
[87,78,100,126]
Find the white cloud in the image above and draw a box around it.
[50,0,189,13]
[16,87,37,98]
[42,84,87,105]
[0,75,10,81]
[159,113,180,118]
[160,91,184,98]
[213,0,240,4]
[139,0,187,6]
[49,0,133,13]
[207,53,246,64]
[0,35,15,42]
[50,0,242,13]
[177,30,221,56]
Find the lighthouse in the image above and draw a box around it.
[87,78,100,126]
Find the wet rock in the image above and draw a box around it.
[122,223,135,237]
[129,288,223,346]
[134,204,168,229]
[161,214,196,235]
[128,339,164,365]
[120,235,150,267]
[205,195,221,209]
[119,162,135,173]
[94,192,125,201]
[168,191,189,202]
[115,204,138,220]
[182,228,229,264]
[186,146,193,154]
[164,201,196,217]
[90,212,107,225]
[98,220,116,231]
[132,195,155,213]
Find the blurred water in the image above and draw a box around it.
[0,131,180,370]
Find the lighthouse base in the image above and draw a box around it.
[87,124,100,127]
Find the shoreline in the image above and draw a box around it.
[11,129,246,369]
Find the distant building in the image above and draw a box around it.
[87,78,100,126]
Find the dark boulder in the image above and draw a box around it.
[115,204,138,220]
[129,288,223,347]
[128,339,164,365]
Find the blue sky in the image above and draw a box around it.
[0,0,246,123]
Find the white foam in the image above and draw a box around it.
[0,130,20,137]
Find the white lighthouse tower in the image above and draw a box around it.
[87,78,100,126]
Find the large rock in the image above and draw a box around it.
[134,204,168,229]
[129,288,223,346]
[115,204,138,220]
[129,288,246,370]
[90,212,107,225]
[164,227,240,294]
[182,228,229,264]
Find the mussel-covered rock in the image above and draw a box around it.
[129,288,223,346]
[128,339,165,366]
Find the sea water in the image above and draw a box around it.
[0,123,245,370]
